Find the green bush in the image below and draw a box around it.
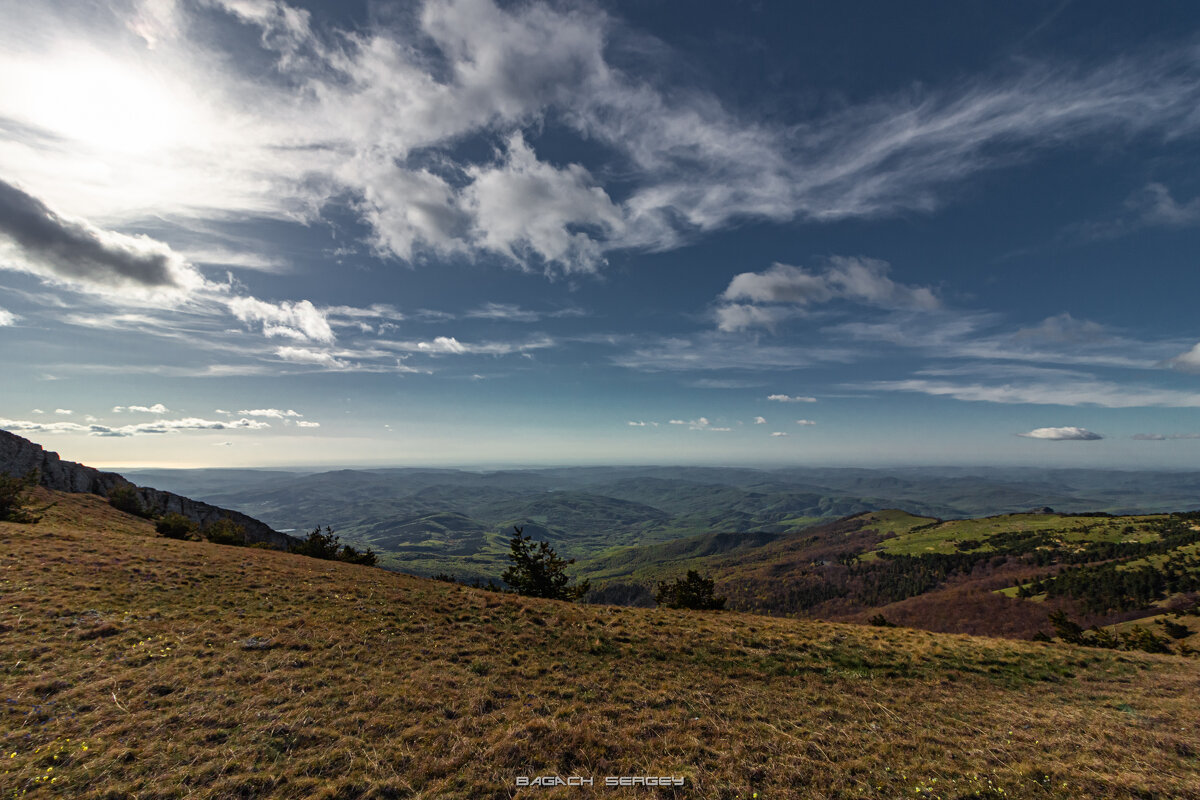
[108,485,152,518]
[1161,619,1192,639]
[655,570,726,610]
[502,526,589,601]
[204,518,246,546]
[338,543,378,566]
[291,525,341,559]
[155,512,198,540]
[0,470,40,523]
[290,525,378,566]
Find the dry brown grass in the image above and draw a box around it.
[1,490,1198,799]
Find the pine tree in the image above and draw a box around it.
[501,526,589,601]
[655,570,727,610]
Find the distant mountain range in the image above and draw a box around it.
[6,430,1198,643]
[121,463,1200,582]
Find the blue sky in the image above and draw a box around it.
[2,0,1200,468]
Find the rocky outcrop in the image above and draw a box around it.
[0,429,296,549]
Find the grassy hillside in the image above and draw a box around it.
[2,491,1199,798]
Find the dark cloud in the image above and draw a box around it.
[0,179,198,291]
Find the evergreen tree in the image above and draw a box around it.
[0,470,39,523]
[501,526,589,601]
[655,570,727,610]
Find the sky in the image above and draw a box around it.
[2,0,1200,469]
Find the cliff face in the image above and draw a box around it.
[0,429,296,549]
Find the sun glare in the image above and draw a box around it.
[1,46,192,156]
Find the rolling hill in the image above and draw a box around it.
[579,509,1200,643]
[118,464,1200,582]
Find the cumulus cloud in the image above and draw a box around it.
[714,303,796,333]
[0,180,203,298]
[768,394,817,403]
[1166,342,1200,373]
[0,308,16,326]
[753,416,766,424]
[417,336,469,355]
[770,431,788,437]
[718,258,938,331]
[463,134,627,273]
[795,419,816,425]
[113,403,168,414]
[228,296,335,344]
[295,420,320,428]
[627,420,657,427]
[1018,427,1103,441]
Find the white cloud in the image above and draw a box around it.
[614,335,853,372]
[465,302,585,322]
[0,308,16,326]
[30,409,44,415]
[753,416,766,424]
[0,415,270,437]
[768,394,817,403]
[627,420,657,427]
[54,408,72,415]
[295,420,320,428]
[417,336,469,355]
[228,296,334,344]
[383,335,556,357]
[770,431,788,437]
[113,403,168,414]
[668,417,730,431]
[830,310,1174,371]
[1128,183,1200,228]
[237,408,301,419]
[718,258,938,331]
[795,419,816,425]
[868,378,1200,408]
[272,345,348,369]
[715,303,797,333]
[463,133,626,273]
[1018,427,1103,441]
[1132,432,1200,441]
[274,346,349,369]
[5,1,1200,280]
[1167,342,1200,373]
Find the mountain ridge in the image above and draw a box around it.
[0,429,295,549]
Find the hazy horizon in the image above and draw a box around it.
[3,1,1200,470]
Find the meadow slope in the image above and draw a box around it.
[2,490,1199,799]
